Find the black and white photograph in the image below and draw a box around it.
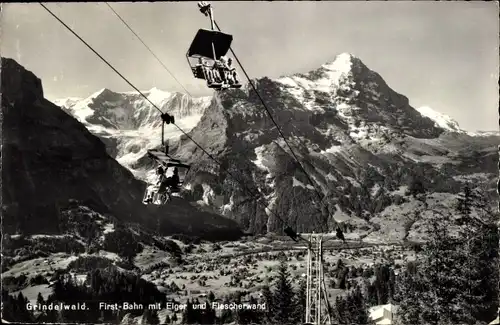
[1,1,499,324]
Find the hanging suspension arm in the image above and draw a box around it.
[198,1,214,29]
[197,2,218,60]
[161,113,174,153]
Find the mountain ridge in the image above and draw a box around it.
[52,53,498,238]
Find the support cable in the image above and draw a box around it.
[105,2,193,96]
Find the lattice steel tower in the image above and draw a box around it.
[305,234,332,325]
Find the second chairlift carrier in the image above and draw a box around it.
[142,113,191,205]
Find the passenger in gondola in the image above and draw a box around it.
[214,68,223,83]
[154,167,180,201]
[226,58,239,84]
[216,56,229,83]
[154,166,171,200]
[201,59,214,83]
[195,58,213,83]
[144,191,153,204]
[144,166,166,203]
[156,166,167,182]
[211,62,223,84]
[165,167,180,189]
[195,57,205,79]
[219,56,228,66]
[222,57,232,83]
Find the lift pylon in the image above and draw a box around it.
[304,234,332,325]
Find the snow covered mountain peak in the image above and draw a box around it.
[468,130,500,137]
[89,88,116,99]
[270,53,445,147]
[145,87,174,106]
[147,86,163,93]
[275,54,362,107]
[54,88,212,177]
[416,106,464,133]
[321,52,358,74]
[275,52,369,100]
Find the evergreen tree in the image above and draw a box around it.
[418,217,467,324]
[366,281,378,307]
[407,176,425,198]
[372,264,394,305]
[1,290,30,322]
[333,296,346,324]
[456,186,473,218]
[394,264,424,325]
[396,202,496,325]
[192,298,203,324]
[471,222,499,322]
[182,299,196,324]
[456,185,500,323]
[143,308,160,325]
[208,290,215,302]
[260,285,274,324]
[248,295,265,324]
[33,292,46,320]
[335,258,344,271]
[294,279,307,324]
[201,298,216,324]
[219,296,234,324]
[388,267,396,302]
[271,259,296,325]
[233,291,253,325]
[334,287,370,325]
[14,292,34,322]
[36,292,45,305]
[348,286,370,325]
[338,268,348,289]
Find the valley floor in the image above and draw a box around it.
[2,233,416,324]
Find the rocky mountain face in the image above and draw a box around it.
[53,87,211,179]
[55,53,499,240]
[1,57,242,240]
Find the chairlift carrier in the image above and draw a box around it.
[142,149,191,205]
[147,149,191,185]
[142,112,191,205]
[186,2,242,89]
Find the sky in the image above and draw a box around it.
[1,1,498,132]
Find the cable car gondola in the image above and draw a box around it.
[186,2,242,90]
